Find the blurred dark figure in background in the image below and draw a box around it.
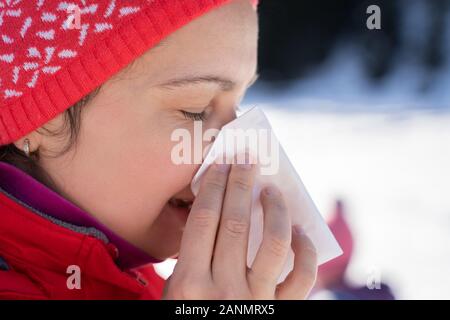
[257,0,450,90]
[312,200,396,300]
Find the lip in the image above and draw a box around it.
[165,199,192,223]
[168,197,193,211]
[165,187,195,221]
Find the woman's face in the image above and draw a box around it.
[36,0,258,259]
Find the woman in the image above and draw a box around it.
[0,0,317,299]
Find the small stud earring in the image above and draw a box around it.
[23,138,30,157]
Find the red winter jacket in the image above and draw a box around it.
[0,188,166,299]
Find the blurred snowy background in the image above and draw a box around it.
[155,0,450,299]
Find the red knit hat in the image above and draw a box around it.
[0,0,258,146]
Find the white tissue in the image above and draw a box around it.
[191,107,342,283]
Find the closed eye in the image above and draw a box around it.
[181,110,207,121]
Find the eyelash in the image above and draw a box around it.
[181,105,241,121]
[181,110,207,121]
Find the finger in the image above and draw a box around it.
[276,226,317,300]
[248,185,291,296]
[212,160,257,283]
[177,163,230,274]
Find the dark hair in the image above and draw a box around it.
[0,88,100,190]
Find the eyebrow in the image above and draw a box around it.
[156,73,259,92]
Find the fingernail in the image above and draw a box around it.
[293,225,305,235]
[215,163,230,173]
[263,185,280,197]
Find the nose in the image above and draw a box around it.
[227,109,238,123]
[216,107,238,130]
[174,186,196,202]
[195,107,236,166]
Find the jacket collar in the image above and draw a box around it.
[0,161,162,269]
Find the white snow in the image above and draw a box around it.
[258,107,450,300]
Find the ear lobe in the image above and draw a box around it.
[13,132,42,154]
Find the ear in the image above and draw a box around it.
[13,131,43,154]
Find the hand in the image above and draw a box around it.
[162,162,317,300]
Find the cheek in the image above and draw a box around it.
[120,132,198,201]
[151,142,199,194]
[80,98,198,215]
